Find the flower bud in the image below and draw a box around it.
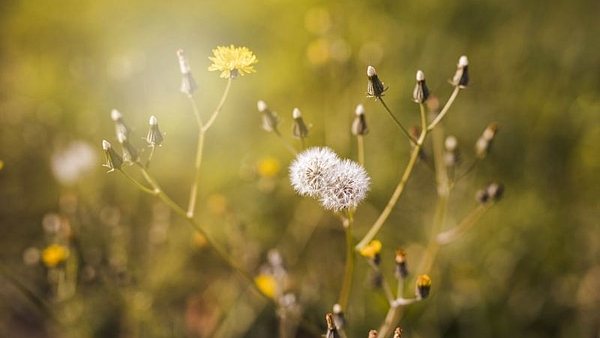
[332,303,346,330]
[351,104,369,136]
[444,135,460,167]
[177,49,198,96]
[395,248,408,279]
[368,330,378,338]
[291,108,309,139]
[449,55,469,88]
[412,70,430,103]
[117,132,140,163]
[393,327,403,338]
[102,140,123,173]
[111,109,132,139]
[416,274,432,300]
[325,313,341,338]
[146,116,164,147]
[475,122,499,159]
[359,240,382,264]
[366,66,387,99]
[257,101,280,133]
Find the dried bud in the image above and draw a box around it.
[395,248,408,279]
[351,104,369,136]
[412,70,430,103]
[325,313,341,338]
[444,135,460,167]
[393,327,403,338]
[257,100,280,133]
[146,116,164,147]
[366,66,387,99]
[111,109,132,139]
[449,55,469,88]
[475,122,499,159]
[332,303,346,330]
[416,274,432,300]
[476,182,504,204]
[117,133,140,163]
[102,140,123,173]
[292,108,309,139]
[368,330,378,338]
[177,49,197,96]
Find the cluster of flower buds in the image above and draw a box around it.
[475,122,499,159]
[476,182,504,204]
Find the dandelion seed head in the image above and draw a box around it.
[319,158,370,211]
[289,147,340,197]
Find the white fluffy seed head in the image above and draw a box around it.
[319,158,370,211]
[416,70,425,81]
[458,55,469,67]
[289,147,340,197]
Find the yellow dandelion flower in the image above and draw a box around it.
[258,157,281,177]
[359,240,382,259]
[208,45,258,78]
[254,274,276,299]
[41,244,69,268]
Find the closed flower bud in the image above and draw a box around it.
[351,104,369,136]
[146,116,164,147]
[102,140,123,173]
[117,132,140,163]
[476,182,504,204]
[177,49,198,96]
[395,248,409,279]
[325,313,341,338]
[412,70,430,103]
[416,274,432,300]
[257,100,280,133]
[111,109,132,139]
[292,108,309,139]
[393,327,403,338]
[449,55,469,88]
[368,330,378,338]
[332,303,346,330]
[366,66,387,99]
[475,122,499,159]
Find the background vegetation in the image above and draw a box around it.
[1,0,599,337]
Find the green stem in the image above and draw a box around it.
[187,78,233,218]
[427,86,461,131]
[379,98,417,144]
[275,130,298,155]
[357,135,365,167]
[436,204,492,245]
[338,212,355,311]
[355,128,427,250]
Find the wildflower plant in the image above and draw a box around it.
[41,44,501,338]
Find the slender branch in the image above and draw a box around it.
[436,203,492,245]
[202,77,232,133]
[379,98,418,144]
[274,130,298,155]
[427,86,461,131]
[355,128,427,250]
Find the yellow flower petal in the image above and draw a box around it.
[208,45,258,78]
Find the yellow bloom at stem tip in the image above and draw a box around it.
[208,45,258,78]
[359,240,382,259]
[254,273,276,298]
[42,244,69,267]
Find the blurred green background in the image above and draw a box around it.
[1,0,599,337]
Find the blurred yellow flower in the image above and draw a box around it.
[41,244,69,267]
[359,240,382,259]
[254,274,276,299]
[208,45,258,78]
[258,157,281,177]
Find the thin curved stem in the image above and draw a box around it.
[338,212,355,311]
[427,86,461,131]
[379,98,417,144]
[202,77,232,133]
[274,130,298,155]
[436,203,492,245]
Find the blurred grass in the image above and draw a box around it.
[1,0,600,337]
